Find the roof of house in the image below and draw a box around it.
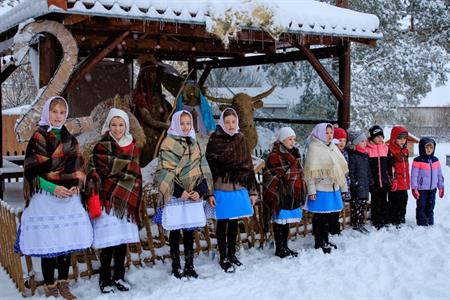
[0,0,382,40]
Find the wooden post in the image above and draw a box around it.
[198,67,211,86]
[39,34,61,88]
[1,58,3,173]
[187,59,197,81]
[63,31,130,96]
[338,41,351,129]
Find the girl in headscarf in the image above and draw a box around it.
[304,123,348,254]
[15,96,92,299]
[206,108,258,273]
[86,108,142,293]
[263,127,304,258]
[155,110,213,279]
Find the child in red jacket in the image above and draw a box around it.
[388,126,410,226]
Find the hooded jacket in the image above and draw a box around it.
[388,126,410,190]
[411,137,444,191]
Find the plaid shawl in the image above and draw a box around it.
[263,142,304,213]
[155,135,213,205]
[86,133,142,225]
[24,126,85,205]
[206,126,257,192]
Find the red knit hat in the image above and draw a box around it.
[334,127,347,140]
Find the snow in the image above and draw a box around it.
[1,104,31,115]
[1,143,449,299]
[0,1,382,41]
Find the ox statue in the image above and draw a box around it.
[206,86,276,150]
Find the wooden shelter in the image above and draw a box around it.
[0,0,382,175]
[0,1,382,295]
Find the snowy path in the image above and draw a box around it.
[1,193,449,300]
[1,147,449,300]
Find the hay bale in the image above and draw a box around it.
[80,94,146,169]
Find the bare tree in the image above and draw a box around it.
[2,62,37,109]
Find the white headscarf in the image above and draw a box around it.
[218,107,240,136]
[38,96,69,132]
[101,108,133,147]
[167,110,196,139]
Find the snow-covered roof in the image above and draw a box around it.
[210,86,304,109]
[0,0,382,40]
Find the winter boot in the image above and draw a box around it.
[227,242,243,267]
[282,224,298,257]
[113,278,131,292]
[219,257,235,273]
[170,251,183,279]
[183,250,198,278]
[57,280,77,300]
[274,223,290,258]
[44,282,59,298]
[99,281,114,294]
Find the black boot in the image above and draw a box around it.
[170,251,183,279]
[226,220,242,267]
[274,223,290,258]
[282,224,298,257]
[183,250,198,278]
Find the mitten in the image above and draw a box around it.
[88,193,101,219]
[391,180,398,192]
[439,188,444,198]
[412,189,420,200]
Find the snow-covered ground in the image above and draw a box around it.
[1,144,449,300]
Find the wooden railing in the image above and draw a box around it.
[0,187,352,297]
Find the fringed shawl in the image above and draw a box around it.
[23,126,85,206]
[86,134,142,225]
[155,135,213,205]
[304,137,348,188]
[206,126,257,192]
[263,142,304,213]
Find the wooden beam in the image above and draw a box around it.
[198,67,212,86]
[66,17,378,47]
[73,33,276,57]
[0,63,17,84]
[194,47,337,69]
[39,34,61,88]
[47,0,67,10]
[63,31,129,96]
[338,41,351,129]
[297,45,343,103]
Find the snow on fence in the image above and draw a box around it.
[0,186,351,297]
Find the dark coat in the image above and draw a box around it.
[348,149,373,200]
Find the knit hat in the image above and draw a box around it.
[369,125,384,140]
[348,130,367,145]
[333,127,347,140]
[277,127,296,142]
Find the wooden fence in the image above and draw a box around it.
[0,189,351,297]
[2,114,27,156]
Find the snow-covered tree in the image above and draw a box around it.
[1,62,37,110]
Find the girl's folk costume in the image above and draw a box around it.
[206,108,258,272]
[304,123,348,254]
[155,110,213,278]
[86,108,142,293]
[15,96,92,298]
[263,127,304,258]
